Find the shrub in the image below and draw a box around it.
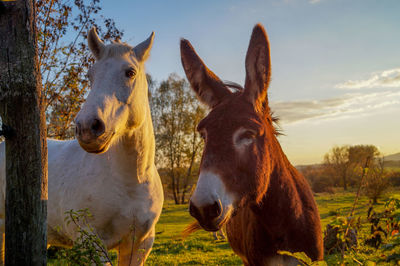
[387,171,400,186]
[300,166,335,193]
[362,159,390,204]
[55,209,114,265]
[323,217,360,255]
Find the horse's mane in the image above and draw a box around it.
[101,42,133,59]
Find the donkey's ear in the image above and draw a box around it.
[134,32,155,62]
[180,39,231,108]
[244,24,271,113]
[88,27,105,60]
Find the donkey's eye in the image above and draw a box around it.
[125,68,136,78]
[233,128,257,148]
[199,131,206,140]
[239,131,256,140]
[235,130,257,146]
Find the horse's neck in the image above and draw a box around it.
[112,104,156,184]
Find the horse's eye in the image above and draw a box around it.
[125,68,136,78]
[87,70,93,81]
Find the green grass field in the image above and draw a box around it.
[146,202,241,265]
[145,191,400,265]
[49,190,400,265]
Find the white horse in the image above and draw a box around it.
[0,27,164,265]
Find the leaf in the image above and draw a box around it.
[277,251,313,265]
[311,261,328,266]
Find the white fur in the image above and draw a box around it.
[0,29,163,266]
[191,171,234,223]
[233,127,255,150]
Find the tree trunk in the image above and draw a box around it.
[176,171,180,202]
[342,170,347,191]
[0,1,48,265]
[372,197,378,205]
[181,145,198,204]
[170,170,179,204]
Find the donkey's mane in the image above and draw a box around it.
[223,81,281,136]
[223,81,244,93]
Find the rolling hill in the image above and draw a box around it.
[385,152,400,162]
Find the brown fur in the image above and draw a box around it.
[182,221,202,239]
[181,24,323,264]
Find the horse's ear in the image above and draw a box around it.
[134,32,155,62]
[88,27,105,60]
[244,24,271,113]
[180,39,231,108]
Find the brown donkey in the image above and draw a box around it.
[180,24,323,265]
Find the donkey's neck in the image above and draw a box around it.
[255,137,306,222]
[251,136,323,260]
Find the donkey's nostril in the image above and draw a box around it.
[189,201,202,221]
[210,201,222,218]
[90,118,105,137]
[189,200,222,224]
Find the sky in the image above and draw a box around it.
[100,0,400,165]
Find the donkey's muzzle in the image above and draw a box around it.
[189,200,222,231]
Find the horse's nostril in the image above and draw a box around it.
[90,118,105,137]
[75,122,82,136]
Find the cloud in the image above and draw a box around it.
[309,0,321,3]
[270,91,400,124]
[336,68,400,89]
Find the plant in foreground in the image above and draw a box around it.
[277,251,327,266]
[55,209,114,265]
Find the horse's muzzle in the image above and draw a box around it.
[76,118,105,140]
[76,131,114,154]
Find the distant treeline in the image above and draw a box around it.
[299,144,400,204]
